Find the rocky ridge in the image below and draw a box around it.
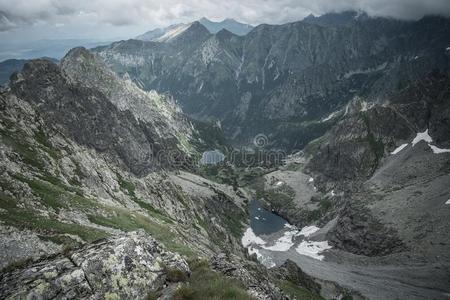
[95,13,450,149]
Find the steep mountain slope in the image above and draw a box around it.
[95,13,450,149]
[0,58,58,86]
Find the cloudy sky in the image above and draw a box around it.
[1,0,450,44]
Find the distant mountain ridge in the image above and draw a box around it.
[135,17,253,41]
[302,10,369,27]
[0,57,58,86]
[96,11,450,150]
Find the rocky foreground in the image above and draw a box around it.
[0,231,189,299]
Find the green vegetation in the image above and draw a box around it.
[116,173,138,201]
[1,127,46,170]
[165,266,189,283]
[11,173,91,212]
[69,160,84,186]
[1,258,34,273]
[173,259,254,300]
[116,172,174,223]
[278,280,324,300]
[133,199,174,224]
[262,185,295,209]
[34,128,60,159]
[0,208,109,242]
[88,207,195,257]
[304,135,327,157]
[306,196,332,222]
[190,119,229,154]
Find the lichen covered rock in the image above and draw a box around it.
[0,230,190,299]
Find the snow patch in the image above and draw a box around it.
[331,190,336,197]
[241,227,266,247]
[298,226,320,237]
[262,230,297,252]
[445,199,450,205]
[391,143,409,155]
[412,129,432,146]
[275,181,284,187]
[254,216,260,220]
[295,241,332,260]
[429,145,450,154]
[308,177,314,183]
[343,62,387,79]
[284,223,295,229]
[322,110,339,122]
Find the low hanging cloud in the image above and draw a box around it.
[1,0,450,32]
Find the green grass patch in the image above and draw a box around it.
[305,196,332,222]
[88,207,196,257]
[278,280,324,300]
[12,174,92,212]
[34,128,60,159]
[0,190,18,210]
[0,208,109,242]
[133,199,173,224]
[173,259,254,300]
[116,173,138,200]
[13,174,65,210]
[0,127,46,170]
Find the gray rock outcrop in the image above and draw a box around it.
[0,231,189,300]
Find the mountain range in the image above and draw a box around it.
[96,12,450,150]
[135,17,253,42]
[0,10,450,300]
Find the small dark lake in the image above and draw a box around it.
[249,200,288,235]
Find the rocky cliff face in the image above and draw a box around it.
[94,13,450,149]
[9,48,198,176]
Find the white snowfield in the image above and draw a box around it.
[412,129,433,146]
[242,224,331,264]
[262,230,296,251]
[296,241,333,261]
[429,145,450,154]
[391,143,408,154]
[298,225,320,237]
[241,227,266,247]
[391,130,450,155]
[445,199,450,205]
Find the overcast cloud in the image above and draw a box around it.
[1,0,450,42]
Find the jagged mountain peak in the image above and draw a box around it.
[198,16,253,35]
[302,10,369,27]
[215,28,237,40]
[153,21,210,44]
